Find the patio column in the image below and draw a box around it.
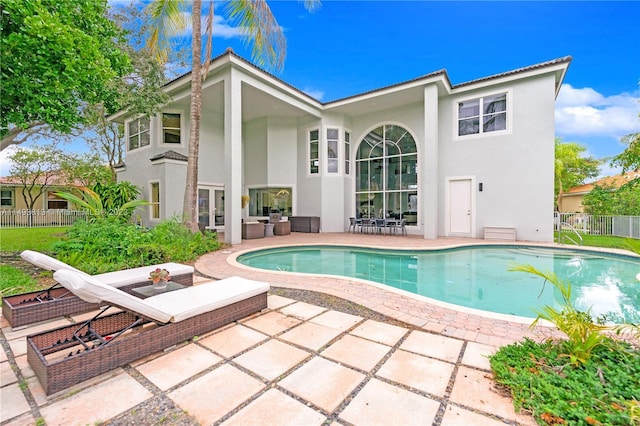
[423,85,438,239]
[224,68,243,244]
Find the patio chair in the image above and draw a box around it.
[27,269,269,395]
[397,218,407,236]
[2,250,194,328]
[348,217,359,233]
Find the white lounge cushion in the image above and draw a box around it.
[21,250,194,288]
[53,269,269,324]
[21,250,86,276]
[54,269,172,323]
[143,276,270,322]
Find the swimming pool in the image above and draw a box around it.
[237,245,640,322]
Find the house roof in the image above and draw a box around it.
[149,150,188,162]
[567,170,640,194]
[0,171,83,187]
[109,49,572,122]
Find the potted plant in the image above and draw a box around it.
[148,268,171,290]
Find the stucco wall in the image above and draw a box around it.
[437,74,556,241]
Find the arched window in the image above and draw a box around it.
[355,124,418,225]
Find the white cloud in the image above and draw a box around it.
[302,88,324,101]
[555,84,640,137]
[174,12,246,40]
[0,145,20,177]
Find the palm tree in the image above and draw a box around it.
[147,0,320,232]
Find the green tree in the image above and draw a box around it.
[59,152,112,187]
[83,105,125,182]
[7,144,67,224]
[0,0,131,150]
[582,180,640,216]
[555,138,600,211]
[146,0,320,232]
[611,132,640,173]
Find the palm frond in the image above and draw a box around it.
[145,0,188,63]
[225,0,287,71]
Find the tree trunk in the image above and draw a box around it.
[183,0,203,233]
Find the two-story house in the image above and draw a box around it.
[111,49,571,244]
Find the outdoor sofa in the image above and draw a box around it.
[27,269,270,395]
[2,250,194,328]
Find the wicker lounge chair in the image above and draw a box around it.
[2,250,194,328]
[27,269,269,395]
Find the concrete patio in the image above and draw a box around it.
[1,233,549,425]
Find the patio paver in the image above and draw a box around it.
[279,357,365,413]
[376,349,455,397]
[321,334,391,371]
[233,339,310,381]
[198,323,269,358]
[136,344,222,391]
[221,388,326,426]
[168,364,265,424]
[339,378,441,425]
[38,373,152,426]
[1,382,31,421]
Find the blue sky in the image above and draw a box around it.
[2,1,638,178]
[198,0,640,175]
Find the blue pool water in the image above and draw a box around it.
[237,245,640,322]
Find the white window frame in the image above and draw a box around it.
[159,111,185,147]
[0,188,14,208]
[149,181,160,220]
[454,89,512,140]
[344,130,351,176]
[126,116,152,152]
[308,128,320,175]
[326,127,340,174]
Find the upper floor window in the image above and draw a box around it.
[458,93,507,136]
[0,189,14,207]
[309,129,319,174]
[327,128,339,173]
[162,113,181,144]
[345,131,351,175]
[128,116,150,151]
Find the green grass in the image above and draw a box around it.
[555,232,637,251]
[0,227,69,252]
[0,264,39,295]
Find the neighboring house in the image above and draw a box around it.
[110,49,571,244]
[0,173,80,211]
[559,170,640,213]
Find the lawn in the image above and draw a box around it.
[0,227,69,296]
[0,227,69,252]
[556,231,638,251]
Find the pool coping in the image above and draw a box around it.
[195,233,639,346]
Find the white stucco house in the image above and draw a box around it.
[111,49,571,244]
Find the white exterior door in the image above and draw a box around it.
[448,178,474,236]
[198,186,225,230]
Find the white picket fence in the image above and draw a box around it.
[0,210,89,228]
[555,212,640,239]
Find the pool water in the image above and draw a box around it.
[238,245,640,322]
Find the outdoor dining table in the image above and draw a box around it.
[355,218,400,234]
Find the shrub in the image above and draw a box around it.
[490,338,639,425]
[53,217,221,274]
